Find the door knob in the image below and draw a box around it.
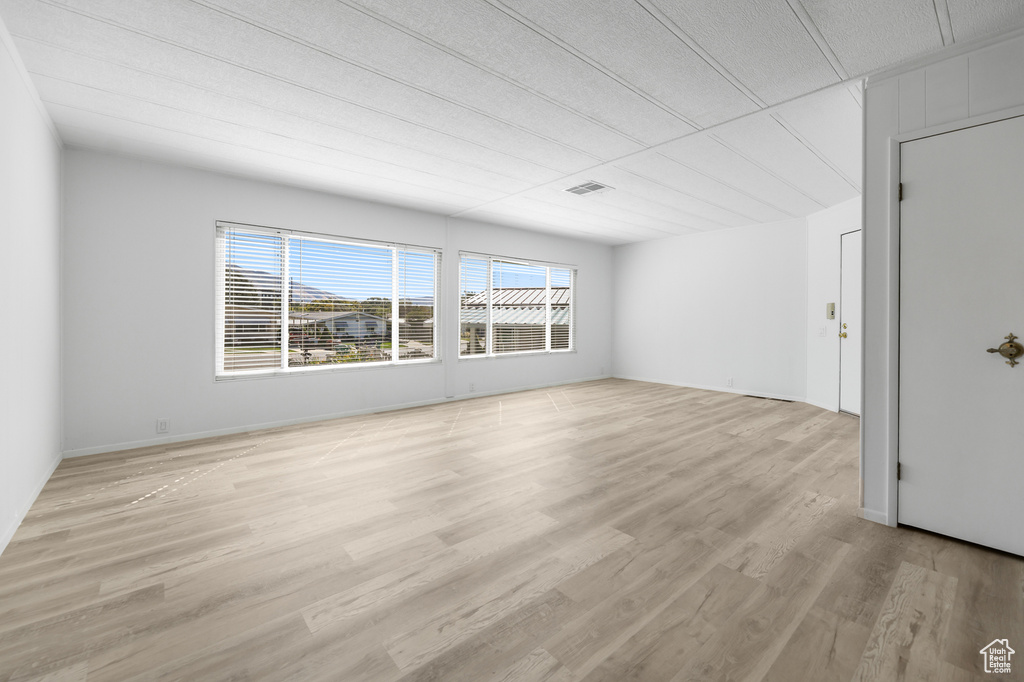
[987,332,1023,367]
[839,332,847,338]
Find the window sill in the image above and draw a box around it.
[458,349,576,361]
[215,357,441,381]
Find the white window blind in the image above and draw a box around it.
[216,223,439,377]
[459,253,575,358]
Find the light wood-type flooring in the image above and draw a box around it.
[1,379,1022,681]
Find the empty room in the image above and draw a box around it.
[2,1,1023,680]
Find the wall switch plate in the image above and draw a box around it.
[156,418,169,434]
[819,326,827,337]
[726,377,734,387]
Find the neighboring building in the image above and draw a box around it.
[224,305,280,347]
[460,287,571,353]
[289,310,387,340]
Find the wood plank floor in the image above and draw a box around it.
[1,379,1021,681]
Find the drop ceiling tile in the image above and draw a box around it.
[946,0,1024,42]
[20,40,546,193]
[772,85,862,188]
[646,0,841,104]
[423,0,758,128]
[659,134,826,215]
[203,0,654,155]
[511,189,699,237]
[335,0,699,144]
[465,198,672,242]
[7,0,636,165]
[713,113,857,207]
[615,152,792,224]
[38,78,509,204]
[499,0,757,125]
[593,165,753,229]
[551,168,741,231]
[799,0,943,75]
[458,208,631,244]
[0,10,592,179]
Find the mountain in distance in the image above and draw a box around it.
[227,264,433,305]
[226,264,346,303]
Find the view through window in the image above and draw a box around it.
[216,223,438,376]
[459,253,575,357]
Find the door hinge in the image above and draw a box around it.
[897,461,902,480]
[898,182,903,201]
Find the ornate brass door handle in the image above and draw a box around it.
[987,333,1023,367]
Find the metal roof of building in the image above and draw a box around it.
[460,306,570,325]
[461,287,570,307]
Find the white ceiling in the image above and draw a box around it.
[2,0,1023,244]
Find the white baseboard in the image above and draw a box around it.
[611,374,805,404]
[0,452,62,558]
[860,508,889,525]
[804,397,840,413]
[62,374,613,459]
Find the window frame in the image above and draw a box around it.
[458,251,576,360]
[215,221,441,380]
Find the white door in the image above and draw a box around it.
[839,230,862,415]
[899,114,1024,556]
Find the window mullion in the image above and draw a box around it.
[280,236,290,370]
[485,258,493,356]
[545,267,552,352]
[392,248,400,363]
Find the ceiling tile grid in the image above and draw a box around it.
[643,0,843,104]
[2,0,1023,244]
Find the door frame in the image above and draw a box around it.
[838,229,862,416]
[889,107,1024,528]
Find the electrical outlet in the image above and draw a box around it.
[726,377,734,387]
[469,383,476,393]
[599,366,606,375]
[156,418,169,434]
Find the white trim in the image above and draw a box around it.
[458,349,577,361]
[0,14,61,146]
[892,106,1024,144]
[860,508,888,525]
[0,452,62,557]
[804,397,839,413]
[886,136,901,528]
[611,374,805,404]
[216,220,441,255]
[215,357,441,381]
[459,249,577,270]
[62,375,612,459]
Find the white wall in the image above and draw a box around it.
[612,219,807,401]
[805,198,861,411]
[62,149,612,456]
[863,28,1024,525]
[0,19,62,553]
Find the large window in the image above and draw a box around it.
[216,222,439,377]
[459,253,575,357]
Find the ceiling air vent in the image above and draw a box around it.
[563,180,613,196]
